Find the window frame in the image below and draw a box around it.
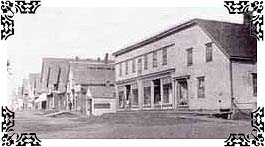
[197,76,205,98]
[144,54,148,70]
[119,63,122,76]
[187,48,193,66]
[137,58,142,74]
[125,61,128,75]
[205,42,213,62]
[132,59,136,73]
[162,48,167,65]
[153,51,158,68]
[253,73,257,96]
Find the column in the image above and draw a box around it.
[151,81,154,109]
[138,80,143,110]
[124,86,127,110]
[160,79,164,109]
[172,80,176,109]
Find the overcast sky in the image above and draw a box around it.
[7,7,243,94]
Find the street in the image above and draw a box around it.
[13,110,252,139]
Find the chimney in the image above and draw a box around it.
[243,11,251,25]
[104,53,109,64]
[97,57,101,61]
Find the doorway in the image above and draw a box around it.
[176,79,189,108]
[125,85,131,109]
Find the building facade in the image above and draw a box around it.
[67,56,116,116]
[38,55,116,115]
[112,18,257,112]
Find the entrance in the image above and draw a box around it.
[125,85,131,109]
[176,79,189,108]
[153,79,161,105]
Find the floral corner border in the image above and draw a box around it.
[224,107,264,146]
[1,106,41,146]
[224,0,264,41]
[1,0,41,40]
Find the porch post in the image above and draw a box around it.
[160,79,164,109]
[151,81,154,109]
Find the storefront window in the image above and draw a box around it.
[144,87,151,105]
[118,90,124,108]
[132,84,138,106]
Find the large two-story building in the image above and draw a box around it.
[112,18,257,113]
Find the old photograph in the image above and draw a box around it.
[6,7,257,139]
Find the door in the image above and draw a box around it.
[125,85,131,109]
[176,79,189,108]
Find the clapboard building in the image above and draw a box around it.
[112,18,257,113]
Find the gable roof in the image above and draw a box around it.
[112,18,256,60]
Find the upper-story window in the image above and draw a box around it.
[162,48,167,65]
[47,66,51,88]
[187,48,193,66]
[206,42,213,62]
[253,73,257,96]
[153,51,158,68]
[138,58,142,74]
[144,54,148,70]
[125,61,128,75]
[197,76,205,98]
[119,63,122,76]
[132,59,136,73]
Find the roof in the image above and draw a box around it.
[88,86,115,98]
[112,18,256,60]
[70,62,115,85]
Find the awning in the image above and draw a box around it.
[35,93,47,102]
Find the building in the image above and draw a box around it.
[39,57,74,110]
[112,18,256,113]
[28,73,41,109]
[67,55,116,116]
[38,54,116,115]
[21,79,32,110]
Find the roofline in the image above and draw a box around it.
[112,18,243,57]
[112,19,197,57]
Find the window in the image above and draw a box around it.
[187,48,193,66]
[143,81,151,106]
[162,48,167,65]
[153,51,158,68]
[206,43,213,62]
[118,90,125,108]
[55,67,61,90]
[197,77,205,98]
[162,77,172,104]
[144,54,148,70]
[132,59,136,73]
[132,88,139,106]
[138,58,142,74]
[253,73,257,96]
[46,66,51,88]
[119,63,122,76]
[125,61,128,75]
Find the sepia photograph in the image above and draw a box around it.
[2,1,262,142]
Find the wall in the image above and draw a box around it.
[232,61,257,110]
[92,98,116,116]
[115,25,232,110]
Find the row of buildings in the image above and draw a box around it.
[13,16,257,116]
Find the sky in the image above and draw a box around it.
[7,7,243,95]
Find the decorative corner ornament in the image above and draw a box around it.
[0,0,41,40]
[1,106,41,146]
[224,1,264,41]
[224,107,264,146]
